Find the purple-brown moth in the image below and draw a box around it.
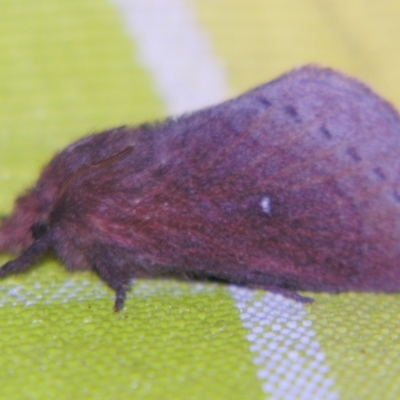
[1,65,400,311]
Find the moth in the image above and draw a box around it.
[1,65,400,311]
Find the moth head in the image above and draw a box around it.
[0,190,52,255]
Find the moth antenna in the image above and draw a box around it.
[55,146,134,206]
[0,234,52,278]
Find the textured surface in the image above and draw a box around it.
[1,1,400,399]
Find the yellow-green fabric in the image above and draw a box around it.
[1,1,400,399]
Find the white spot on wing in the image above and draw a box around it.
[260,196,271,214]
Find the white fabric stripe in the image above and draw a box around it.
[229,287,338,400]
[111,1,338,398]
[111,0,229,115]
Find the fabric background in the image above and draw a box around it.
[1,1,400,399]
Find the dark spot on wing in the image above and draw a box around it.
[284,105,302,123]
[257,97,272,109]
[320,125,332,139]
[347,147,361,162]
[373,167,386,180]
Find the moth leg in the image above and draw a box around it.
[92,250,131,312]
[0,235,51,278]
[269,287,314,303]
[113,284,127,312]
[248,283,314,303]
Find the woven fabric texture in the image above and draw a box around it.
[1,1,400,399]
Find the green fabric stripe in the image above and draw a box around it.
[0,0,163,212]
[191,0,356,95]
[0,269,263,399]
[308,293,400,400]
[191,0,400,107]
